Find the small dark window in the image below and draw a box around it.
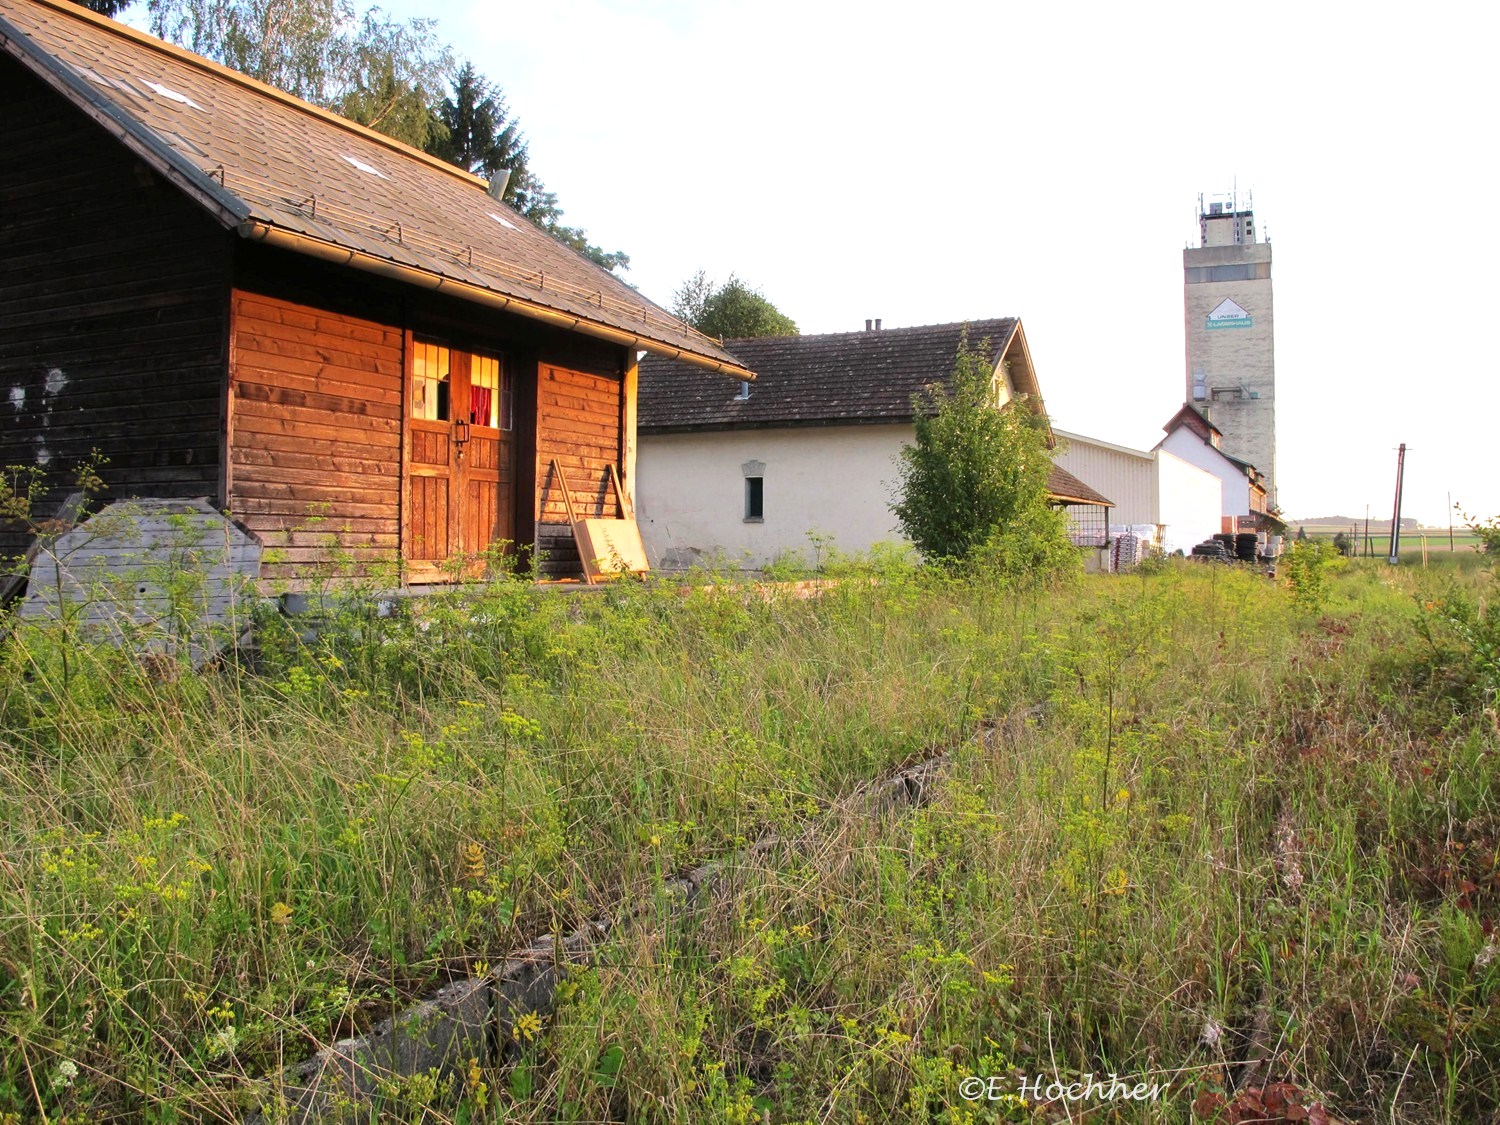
[744,476,764,521]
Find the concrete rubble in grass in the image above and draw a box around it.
[243,723,1019,1121]
[17,497,260,668]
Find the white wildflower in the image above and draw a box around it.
[1477,940,1498,970]
[206,1025,240,1059]
[1200,1020,1223,1047]
[50,1059,79,1090]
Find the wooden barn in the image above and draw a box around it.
[0,0,750,586]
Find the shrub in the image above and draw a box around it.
[1421,508,1500,701]
[1281,539,1346,609]
[891,331,1074,582]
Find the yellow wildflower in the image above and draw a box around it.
[512,1011,543,1042]
[269,901,293,926]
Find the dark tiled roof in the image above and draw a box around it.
[639,319,1022,430]
[1162,403,1222,441]
[0,0,747,376]
[1047,464,1111,507]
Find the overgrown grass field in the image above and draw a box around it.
[1,554,1497,1121]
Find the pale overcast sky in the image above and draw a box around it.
[138,0,1500,525]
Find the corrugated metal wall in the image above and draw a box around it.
[1052,435,1155,527]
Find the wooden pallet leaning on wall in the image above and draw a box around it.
[547,459,648,583]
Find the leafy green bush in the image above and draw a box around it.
[1419,510,1500,701]
[1457,505,1500,557]
[1281,539,1346,609]
[891,331,1074,582]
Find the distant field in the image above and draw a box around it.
[1299,529,1487,567]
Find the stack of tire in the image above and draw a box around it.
[1190,538,1234,562]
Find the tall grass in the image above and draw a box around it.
[1,558,1496,1121]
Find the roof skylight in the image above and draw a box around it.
[142,80,203,110]
[341,155,388,179]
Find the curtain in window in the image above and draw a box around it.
[469,386,494,427]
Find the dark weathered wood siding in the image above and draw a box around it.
[0,54,229,562]
[227,249,631,582]
[227,290,404,580]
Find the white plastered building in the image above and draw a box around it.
[635,319,1111,570]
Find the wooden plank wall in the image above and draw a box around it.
[0,55,228,563]
[535,363,623,578]
[227,291,403,580]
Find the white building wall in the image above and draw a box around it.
[1154,450,1223,554]
[1158,428,1250,517]
[1053,430,1222,556]
[637,424,913,570]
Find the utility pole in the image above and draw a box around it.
[1364,505,1371,558]
[1388,443,1407,566]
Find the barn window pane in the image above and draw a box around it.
[412,340,451,421]
[469,353,500,428]
[469,353,511,430]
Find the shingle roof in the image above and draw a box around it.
[638,319,1026,431]
[0,0,749,377]
[1047,464,1112,508]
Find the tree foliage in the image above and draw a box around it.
[671,272,797,338]
[80,0,136,15]
[334,10,453,149]
[670,270,716,329]
[422,67,628,272]
[427,62,528,186]
[892,331,1074,577]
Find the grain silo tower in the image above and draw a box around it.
[1184,189,1277,507]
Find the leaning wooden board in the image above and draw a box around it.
[548,459,649,581]
[572,517,650,579]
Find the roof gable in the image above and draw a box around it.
[0,0,748,376]
[638,319,1036,431]
[1156,424,1263,485]
[1162,403,1222,445]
